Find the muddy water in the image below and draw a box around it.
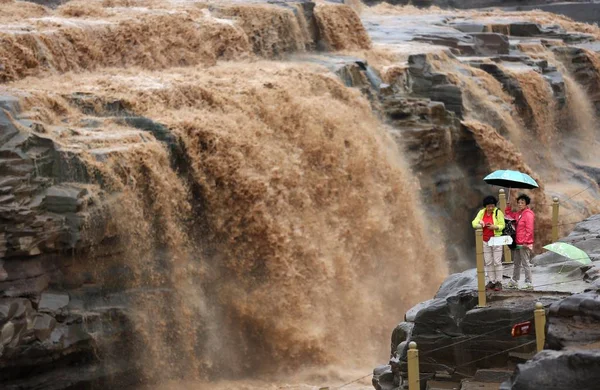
[12,61,447,383]
[510,70,557,146]
[4,0,600,388]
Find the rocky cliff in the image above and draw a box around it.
[375,215,600,390]
[2,0,600,389]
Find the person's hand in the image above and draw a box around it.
[490,224,498,230]
[480,221,485,227]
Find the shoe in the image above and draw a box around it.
[523,282,534,290]
[494,281,503,291]
[506,279,518,289]
[486,281,495,291]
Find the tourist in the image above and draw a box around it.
[472,195,505,291]
[505,194,535,290]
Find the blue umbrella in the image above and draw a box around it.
[483,170,539,189]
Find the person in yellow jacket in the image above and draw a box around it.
[472,195,506,291]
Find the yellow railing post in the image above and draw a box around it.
[534,302,546,352]
[499,189,512,263]
[475,227,486,307]
[552,197,559,243]
[407,341,419,390]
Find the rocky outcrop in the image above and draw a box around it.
[376,214,600,390]
[5,1,600,389]
[499,289,600,389]
[374,268,558,389]
[407,54,464,116]
[500,349,600,390]
[0,94,147,388]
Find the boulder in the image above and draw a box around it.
[500,350,600,390]
[435,268,477,299]
[372,364,395,390]
[546,289,600,350]
[391,321,414,356]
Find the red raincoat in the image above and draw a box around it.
[505,207,535,245]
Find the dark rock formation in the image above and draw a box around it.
[500,349,600,390]
[376,212,600,390]
[0,94,145,388]
[546,289,600,350]
[408,54,464,116]
[373,268,562,390]
[497,216,600,388]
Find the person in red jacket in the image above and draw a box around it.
[505,194,535,290]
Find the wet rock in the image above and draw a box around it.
[546,289,600,350]
[0,274,50,298]
[372,364,395,390]
[0,257,58,284]
[500,349,600,390]
[400,288,541,376]
[508,22,542,37]
[450,22,486,33]
[471,33,509,55]
[435,268,477,299]
[430,84,463,114]
[38,292,69,315]
[0,298,31,323]
[0,321,14,346]
[564,214,600,240]
[32,313,56,341]
[412,30,508,56]
[413,33,477,56]
[544,71,566,108]
[391,321,414,355]
[408,54,464,116]
[44,185,88,214]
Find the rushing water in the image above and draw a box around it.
[3,0,600,388]
[15,60,447,384]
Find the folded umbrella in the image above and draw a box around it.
[483,170,539,189]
